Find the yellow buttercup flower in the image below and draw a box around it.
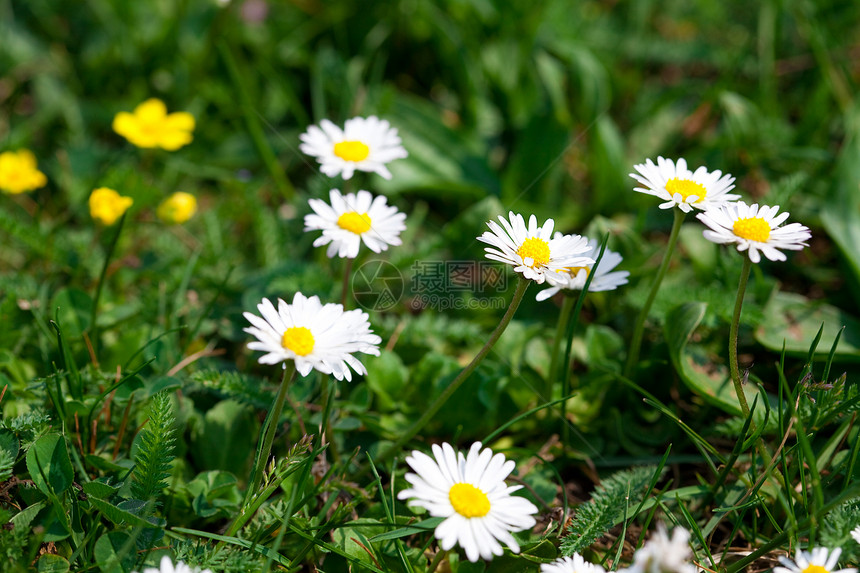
[112,99,195,151]
[0,150,48,194]
[89,187,133,226]
[157,192,198,224]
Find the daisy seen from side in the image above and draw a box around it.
[0,149,47,194]
[299,116,408,180]
[138,556,212,573]
[535,235,629,301]
[478,212,593,286]
[630,156,739,213]
[397,442,538,563]
[624,525,697,573]
[775,548,857,573]
[541,554,607,573]
[696,201,811,263]
[304,189,406,259]
[243,293,381,381]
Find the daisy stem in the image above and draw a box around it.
[729,255,753,418]
[548,295,575,397]
[427,549,449,573]
[319,375,340,464]
[243,362,296,509]
[341,257,353,308]
[88,213,127,360]
[561,235,608,445]
[373,277,530,466]
[624,208,686,378]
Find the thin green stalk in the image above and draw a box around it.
[624,208,685,378]
[319,375,340,465]
[89,213,127,357]
[729,256,753,418]
[244,363,296,507]
[372,277,530,467]
[547,295,575,396]
[561,235,608,444]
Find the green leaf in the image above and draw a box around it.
[0,429,19,482]
[94,531,136,573]
[369,517,445,542]
[664,302,763,417]
[365,350,409,411]
[755,292,860,359]
[26,434,73,496]
[35,555,70,573]
[82,480,122,500]
[89,497,155,529]
[821,128,860,289]
[190,399,256,473]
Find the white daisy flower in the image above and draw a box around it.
[851,525,860,544]
[304,189,406,259]
[138,556,212,573]
[397,442,538,563]
[299,116,408,180]
[541,554,606,573]
[696,201,811,263]
[775,547,857,573]
[630,156,740,213]
[535,236,629,301]
[624,525,697,573]
[477,212,594,286]
[243,293,381,381]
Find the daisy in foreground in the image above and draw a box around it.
[299,116,408,180]
[696,201,811,263]
[304,189,406,259]
[624,524,697,573]
[630,156,739,213]
[775,547,857,573]
[478,212,593,285]
[536,235,629,301]
[244,293,381,381]
[541,554,606,573]
[136,556,212,573]
[398,442,538,562]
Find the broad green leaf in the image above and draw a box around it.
[94,532,136,573]
[821,126,860,289]
[664,303,764,418]
[35,555,70,573]
[82,480,122,500]
[755,292,860,360]
[88,497,154,528]
[365,350,409,411]
[26,434,73,496]
[189,399,256,473]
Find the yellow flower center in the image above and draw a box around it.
[732,217,771,242]
[566,266,591,278]
[333,140,370,162]
[801,566,830,573]
[281,326,315,356]
[337,211,372,234]
[516,237,551,268]
[448,483,491,518]
[665,178,707,203]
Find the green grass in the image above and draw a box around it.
[2,0,860,571]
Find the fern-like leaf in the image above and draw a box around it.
[561,465,658,556]
[131,391,176,505]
